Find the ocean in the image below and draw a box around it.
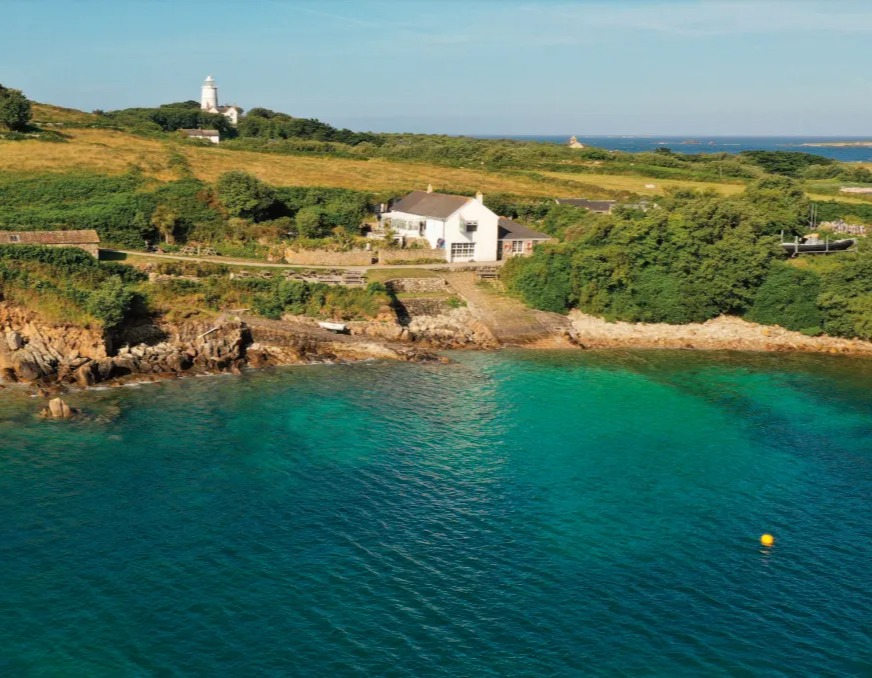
[480,135,872,163]
[1,351,871,675]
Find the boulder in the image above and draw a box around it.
[94,358,115,382]
[12,356,42,382]
[6,331,24,352]
[74,362,97,388]
[41,397,77,419]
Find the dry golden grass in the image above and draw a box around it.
[0,129,177,179]
[539,171,747,196]
[805,192,872,204]
[30,102,99,125]
[4,127,859,206]
[0,128,582,197]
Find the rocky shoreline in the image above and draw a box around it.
[0,301,488,397]
[0,298,501,421]
[4,299,872,413]
[567,311,872,355]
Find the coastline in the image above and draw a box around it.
[4,301,872,409]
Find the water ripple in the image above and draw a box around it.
[0,354,870,675]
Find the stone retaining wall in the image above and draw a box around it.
[379,249,445,264]
[384,278,449,294]
[284,249,374,266]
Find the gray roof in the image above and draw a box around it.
[556,198,615,212]
[390,191,471,219]
[497,217,551,241]
[0,229,100,245]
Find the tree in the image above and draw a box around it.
[215,171,277,221]
[746,262,823,334]
[86,276,134,329]
[151,204,179,244]
[295,205,324,238]
[0,84,32,131]
[743,176,809,236]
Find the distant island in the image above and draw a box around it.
[802,141,872,148]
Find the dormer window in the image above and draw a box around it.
[8,235,19,242]
[465,221,478,233]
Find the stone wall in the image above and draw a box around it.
[284,249,374,266]
[384,278,449,294]
[379,249,445,264]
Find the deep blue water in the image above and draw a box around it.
[480,135,872,163]
[1,351,871,675]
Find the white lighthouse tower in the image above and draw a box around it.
[201,75,218,112]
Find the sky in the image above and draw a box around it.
[3,0,872,135]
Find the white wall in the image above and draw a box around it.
[385,199,500,262]
[223,108,239,125]
[443,200,499,262]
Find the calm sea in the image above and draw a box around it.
[481,135,872,163]
[1,351,871,675]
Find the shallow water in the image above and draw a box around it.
[1,351,870,675]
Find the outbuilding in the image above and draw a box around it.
[180,128,221,144]
[0,230,101,257]
[496,217,552,260]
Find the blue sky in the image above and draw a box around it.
[4,0,872,135]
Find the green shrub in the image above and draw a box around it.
[745,262,824,333]
[502,245,574,312]
[0,245,144,327]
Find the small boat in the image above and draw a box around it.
[781,237,855,255]
[317,321,348,333]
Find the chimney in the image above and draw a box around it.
[475,191,484,204]
[426,183,433,193]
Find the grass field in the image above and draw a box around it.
[539,170,748,196]
[4,114,868,206]
[0,129,600,198]
[30,102,99,125]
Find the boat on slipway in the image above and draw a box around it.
[781,236,855,256]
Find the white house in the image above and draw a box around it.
[180,128,220,144]
[200,75,243,125]
[383,187,551,263]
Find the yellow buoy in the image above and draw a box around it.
[760,533,775,547]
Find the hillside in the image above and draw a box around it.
[0,127,607,198]
[29,102,99,126]
[3,97,872,354]
[8,101,872,209]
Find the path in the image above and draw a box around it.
[444,272,573,347]
[104,249,506,273]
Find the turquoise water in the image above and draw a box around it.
[1,351,871,676]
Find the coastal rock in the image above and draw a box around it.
[41,397,78,420]
[0,300,445,391]
[6,331,24,352]
[567,311,872,355]
[74,362,97,388]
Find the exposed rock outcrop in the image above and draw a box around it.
[343,304,498,349]
[39,397,78,419]
[0,301,444,391]
[568,312,872,355]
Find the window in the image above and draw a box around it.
[465,221,478,233]
[450,242,476,260]
[8,235,19,243]
[511,240,524,253]
[419,221,426,236]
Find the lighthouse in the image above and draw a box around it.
[201,75,218,112]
